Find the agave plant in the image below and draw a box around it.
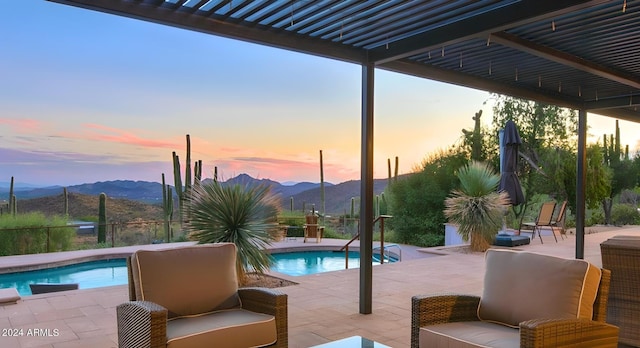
[444,161,510,252]
[186,180,280,284]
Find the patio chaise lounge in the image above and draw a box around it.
[116,243,288,348]
[411,249,619,348]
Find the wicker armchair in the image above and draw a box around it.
[411,250,619,348]
[601,235,640,347]
[117,244,287,348]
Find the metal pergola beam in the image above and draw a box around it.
[491,31,640,90]
[380,60,585,110]
[47,0,368,64]
[368,0,608,64]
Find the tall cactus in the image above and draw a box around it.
[11,195,17,216]
[351,197,355,218]
[173,135,189,224]
[63,187,69,217]
[161,173,173,241]
[394,156,399,182]
[9,176,15,216]
[98,192,107,243]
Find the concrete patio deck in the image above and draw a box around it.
[1,225,638,348]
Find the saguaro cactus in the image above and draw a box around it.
[173,134,203,224]
[161,173,173,241]
[9,177,15,216]
[98,192,107,244]
[63,187,69,217]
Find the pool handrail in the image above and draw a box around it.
[340,215,392,269]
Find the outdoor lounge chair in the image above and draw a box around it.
[600,235,640,347]
[116,243,288,348]
[519,201,557,243]
[551,200,568,240]
[303,214,324,243]
[411,249,619,348]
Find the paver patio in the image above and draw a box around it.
[0,225,638,348]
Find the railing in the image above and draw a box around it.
[0,220,175,255]
[339,215,392,269]
[373,243,402,263]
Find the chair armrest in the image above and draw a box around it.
[411,294,480,348]
[117,301,167,348]
[239,287,288,348]
[520,318,619,348]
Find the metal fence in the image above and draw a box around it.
[0,220,181,255]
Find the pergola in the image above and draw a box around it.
[48,0,640,314]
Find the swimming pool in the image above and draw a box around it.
[0,250,398,295]
[0,259,127,296]
[270,250,397,276]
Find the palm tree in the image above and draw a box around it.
[186,180,280,284]
[444,161,510,252]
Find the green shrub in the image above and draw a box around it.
[0,213,75,256]
[413,233,444,247]
[278,211,305,227]
[587,210,605,226]
[322,227,348,239]
[611,204,640,226]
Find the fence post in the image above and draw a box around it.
[46,227,50,253]
[111,223,116,248]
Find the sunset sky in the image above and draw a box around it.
[2,1,640,187]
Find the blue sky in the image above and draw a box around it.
[2,1,639,187]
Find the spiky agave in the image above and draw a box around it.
[444,161,510,252]
[186,180,280,284]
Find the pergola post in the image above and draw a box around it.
[359,63,375,314]
[575,109,587,259]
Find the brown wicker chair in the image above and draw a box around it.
[601,235,640,347]
[411,249,619,348]
[117,244,287,348]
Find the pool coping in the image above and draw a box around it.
[0,242,197,274]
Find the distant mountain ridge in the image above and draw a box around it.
[1,174,391,214]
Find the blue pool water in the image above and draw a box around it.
[0,259,127,296]
[271,250,397,276]
[0,250,397,295]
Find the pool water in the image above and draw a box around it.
[0,259,127,296]
[270,250,397,276]
[0,250,398,295]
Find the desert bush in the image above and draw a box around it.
[322,227,347,239]
[611,204,640,226]
[0,213,74,256]
[619,189,640,206]
[587,210,605,226]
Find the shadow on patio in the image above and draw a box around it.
[0,225,638,348]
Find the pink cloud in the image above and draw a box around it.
[81,123,179,149]
[0,118,45,133]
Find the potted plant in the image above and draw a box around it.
[444,161,510,252]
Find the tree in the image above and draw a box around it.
[602,120,636,224]
[387,147,468,247]
[186,180,280,284]
[444,161,510,252]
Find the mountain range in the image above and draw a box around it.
[0,174,391,214]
